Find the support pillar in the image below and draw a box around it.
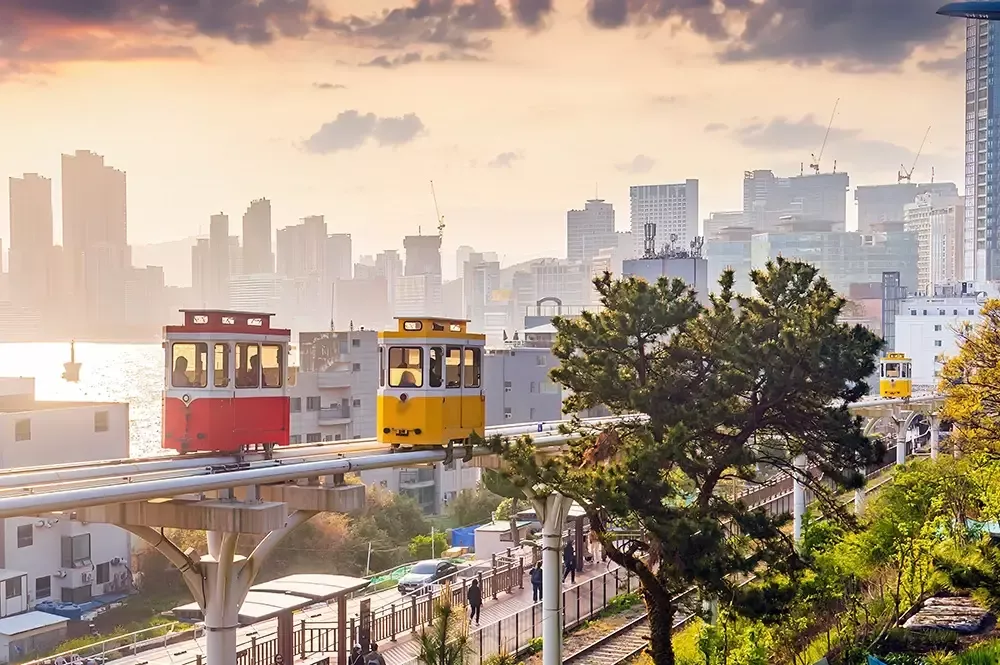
[896,410,914,466]
[337,596,347,665]
[930,416,940,460]
[792,454,807,547]
[533,492,573,665]
[854,482,865,516]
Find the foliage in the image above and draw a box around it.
[446,488,502,527]
[483,650,517,665]
[409,531,449,559]
[492,497,514,522]
[492,259,885,665]
[416,583,471,665]
[525,638,543,655]
[939,299,1000,456]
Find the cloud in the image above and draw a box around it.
[304,110,426,154]
[615,154,655,174]
[361,52,424,68]
[730,115,945,174]
[487,151,523,168]
[313,82,347,90]
[357,49,485,67]
[918,52,966,75]
[0,0,329,77]
[704,122,728,133]
[586,0,962,71]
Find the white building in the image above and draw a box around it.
[529,259,591,307]
[894,289,992,385]
[567,199,616,264]
[903,193,965,295]
[394,274,443,317]
[630,181,699,258]
[0,378,131,611]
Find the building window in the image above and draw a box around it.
[16,525,32,548]
[536,355,546,366]
[6,577,21,600]
[934,324,942,332]
[61,534,91,568]
[529,381,538,393]
[289,435,302,444]
[352,363,362,372]
[352,338,361,347]
[290,397,302,412]
[935,340,943,347]
[909,309,917,315]
[35,576,51,600]
[529,407,536,420]
[14,419,30,442]
[94,411,109,433]
[939,309,947,315]
[96,562,110,585]
[335,434,343,441]
[969,309,976,315]
[306,433,322,443]
[306,397,321,411]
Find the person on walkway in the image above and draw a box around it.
[350,645,364,665]
[366,643,386,665]
[530,561,543,602]
[563,542,576,583]
[468,578,483,625]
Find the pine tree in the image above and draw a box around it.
[416,583,471,665]
[492,258,884,665]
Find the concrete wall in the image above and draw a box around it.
[484,348,563,426]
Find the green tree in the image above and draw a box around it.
[493,259,884,665]
[417,584,471,665]
[409,531,449,559]
[446,488,503,527]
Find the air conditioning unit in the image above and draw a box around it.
[82,572,93,583]
[111,557,123,566]
[54,571,67,579]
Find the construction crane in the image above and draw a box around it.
[429,180,445,240]
[809,98,840,175]
[898,126,932,184]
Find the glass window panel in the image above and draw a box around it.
[261,344,283,388]
[236,343,260,389]
[172,343,208,388]
[214,344,230,388]
[388,347,423,387]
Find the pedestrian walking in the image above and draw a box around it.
[563,542,576,583]
[365,643,386,665]
[350,645,364,665]
[467,578,483,625]
[530,561,543,602]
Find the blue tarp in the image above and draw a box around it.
[867,656,889,665]
[36,593,129,621]
[450,525,481,550]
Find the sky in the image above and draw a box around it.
[0,0,971,270]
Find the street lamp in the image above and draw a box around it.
[938,2,1000,18]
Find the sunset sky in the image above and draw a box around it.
[0,0,971,267]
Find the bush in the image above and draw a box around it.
[409,532,449,560]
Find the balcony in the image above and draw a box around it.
[399,467,436,488]
[318,405,351,426]
[318,369,353,389]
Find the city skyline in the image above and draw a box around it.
[0,0,968,262]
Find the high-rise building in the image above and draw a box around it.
[855,182,959,233]
[702,211,749,240]
[191,239,211,305]
[8,174,53,305]
[629,181,699,258]
[376,249,402,305]
[242,198,273,274]
[403,235,442,276]
[455,245,475,280]
[903,193,965,294]
[277,216,327,280]
[208,214,230,308]
[61,151,128,328]
[567,199,616,263]
[743,169,849,231]
[327,234,353,282]
[965,18,997,281]
[462,252,501,331]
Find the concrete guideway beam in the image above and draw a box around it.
[125,507,317,665]
[78,498,289,533]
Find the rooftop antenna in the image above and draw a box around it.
[430,180,445,240]
[931,166,936,183]
[809,97,840,175]
[643,222,657,258]
[898,126,931,183]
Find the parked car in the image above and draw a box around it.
[397,559,460,595]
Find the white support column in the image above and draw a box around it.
[533,492,573,665]
[207,531,223,559]
[854,482,866,516]
[792,454,807,547]
[930,416,940,460]
[896,410,915,466]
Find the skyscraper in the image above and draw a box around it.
[743,169,849,232]
[276,215,327,280]
[965,18,996,281]
[242,198,273,274]
[567,199,616,263]
[403,235,442,276]
[208,213,230,307]
[8,174,53,304]
[61,150,129,330]
[855,182,959,233]
[629,181,699,257]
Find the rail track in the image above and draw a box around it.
[563,613,650,665]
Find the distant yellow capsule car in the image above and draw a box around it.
[377,317,486,462]
[879,352,913,399]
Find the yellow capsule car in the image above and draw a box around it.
[879,352,912,399]
[377,318,486,461]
